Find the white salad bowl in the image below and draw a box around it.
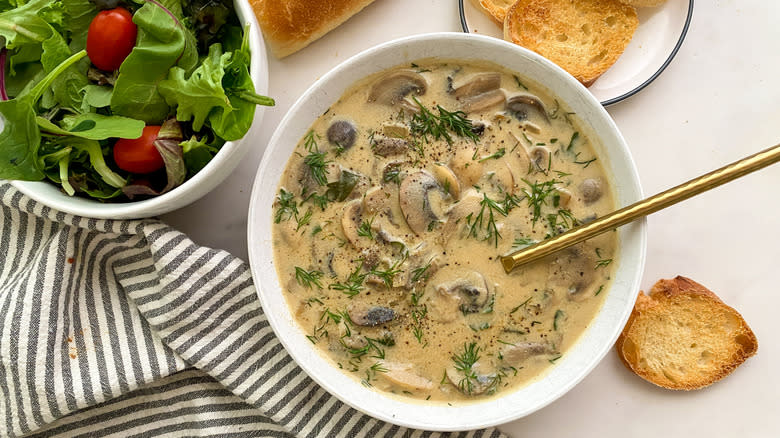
[247,33,647,431]
[10,0,268,219]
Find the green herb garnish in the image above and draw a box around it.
[294,267,324,289]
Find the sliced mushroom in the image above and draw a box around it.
[382,161,404,185]
[483,162,515,195]
[507,94,549,123]
[580,178,603,204]
[382,123,409,139]
[339,324,367,349]
[399,170,447,235]
[501,342,555,365]
[372,136,409,157]
[382,362,434,391]
[432,163,461,200]
[327,120,357,150]
[441,188,482,242]
[348,306,396,326]
[449,147,483,188]
[435,270,490,314]
[529,145,550,172]
[452,72,501,99]
[367,70,427,106]
[446,364,496,396]
[461,89,506,113]
[547,244,597,300]
[554,186,572,208]
[341,199,364,249]
[363,186,389,215]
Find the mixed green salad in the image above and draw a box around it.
[0,0,274,200]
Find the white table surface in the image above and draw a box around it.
[162,1,780,436]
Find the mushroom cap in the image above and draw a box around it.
[367,70,428,105]
[327,120,357,149]
[506,93,549,123]
[399,170,447,235]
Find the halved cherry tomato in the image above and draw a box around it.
[113,126,164,174]
[86,7,138,71]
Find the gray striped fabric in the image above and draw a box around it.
[0,182,506,438]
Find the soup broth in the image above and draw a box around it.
[271,60,618,401]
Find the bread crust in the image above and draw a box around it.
[250,0,377,58]
[469,0,516,25]
[616,276,758,390]
[620,0,668,7]
[503,0,638,86]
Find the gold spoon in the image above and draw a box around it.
[500,143,780,273]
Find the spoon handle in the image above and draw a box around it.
[501,143,780,273]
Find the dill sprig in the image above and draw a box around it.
[329,261,367,297]
[465,193,508,247]
[368,255,407,288]
[545,209,580,237]
[520,178,561,225]
[294,267,324,289]
[410,259,433,283]
[274,188,298,223]
[306,307,343,344]
[452,342,481,395]
[361,361,389,387]
[477,147,506,163]
[300,130,331,186]
[410,289,428,345]
[357,217,374,240]
[295,209,313,231]
[410,97,480,145]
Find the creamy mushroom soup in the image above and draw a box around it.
[271,60,618,401]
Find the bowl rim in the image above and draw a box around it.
[10,0,269,220]
[247,32,647,431]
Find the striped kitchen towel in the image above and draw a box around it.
[0,182,506,438]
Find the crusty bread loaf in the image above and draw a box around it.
[503,0,638,86]
[469,0,516,24]
[620,0,668,7]
[250,0,377,58]
[616,276,758,390]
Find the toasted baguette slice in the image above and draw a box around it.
[503,0,638,86]
[250,0,377,58]
[616,276,758,390]
[469,0,516,25]
[620,0,668,7]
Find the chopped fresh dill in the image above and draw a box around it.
[554,170,572,178]
[564,131,579,152]
[573,155,597,168]
[410,259,433,283]
[300,130,331,186]
[546,209,580,237]
[553,309,566,331]
[410,97,480,145]
[357,217,374,240]
[509,297,532,314]
[465,193,508,247]
[329,261,367,297]
[549,355,562,364]
[520,178,561,225]
[595,285,604,296]
[477,147,506,163]
[410,290,428,345]
[303,130,318,152]
[469,322,491,332]
[452,342,480,395]
[511,237,537,251]
[383,163,402,185]
[295,209,313,231]
[361,361,389,387]
[274,188,298,223]
[595,258,613,269]
[311,224,323,236]
[513,75,528,90]
[368,255,407,288]
[294,267,324,289]
[308,307,344,343]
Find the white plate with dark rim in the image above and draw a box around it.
[458,0,694,106]
[247,32,647,431]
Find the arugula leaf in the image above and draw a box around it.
[110,0,197,123]
[36,113,144,140]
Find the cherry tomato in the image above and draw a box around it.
[113,126,165,174]
[86,7,138,71]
